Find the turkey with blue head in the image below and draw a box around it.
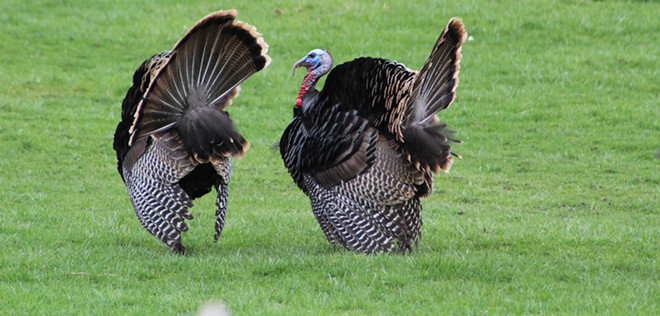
[280,18,466,253]
[113,10,270,253]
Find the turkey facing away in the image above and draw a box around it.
[113,10,270,253]
[280,18,466,253]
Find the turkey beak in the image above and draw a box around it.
[292,58,311,76]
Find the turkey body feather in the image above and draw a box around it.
[281,18,466,253]
[113,10,270,253]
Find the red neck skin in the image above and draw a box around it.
[295,71,318,107]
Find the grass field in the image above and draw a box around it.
[1,0,658,314]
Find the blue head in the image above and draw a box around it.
[292,49,333,107]
[291,49,333,77]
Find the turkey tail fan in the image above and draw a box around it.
[402,18,466,173]
[128,10,271,161]
[406,18,466,123]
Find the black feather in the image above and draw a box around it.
[280,18,466,253]
[113,10,269,253]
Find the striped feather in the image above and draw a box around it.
[113,10,270,253]
[281,17,466,253]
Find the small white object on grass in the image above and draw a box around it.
[197,301,231,316]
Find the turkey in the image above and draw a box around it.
[280,18,466,253]
[113,10,270,253]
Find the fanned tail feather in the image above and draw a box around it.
[128,10,270,161]
[402,18,466,173]
[406,18,466,123]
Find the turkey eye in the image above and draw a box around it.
[309,53,316,58]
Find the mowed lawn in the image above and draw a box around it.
[0,0,658,314]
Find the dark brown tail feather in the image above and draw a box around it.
[175,106,248,161]
[402,122,460,173]
[402,18,466,173]
[127,10,270,159]
[405,18,466,124]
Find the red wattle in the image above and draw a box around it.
[294,72,316,107]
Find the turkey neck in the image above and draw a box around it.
[295,71,320,107]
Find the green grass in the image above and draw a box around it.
[1,0,658,314]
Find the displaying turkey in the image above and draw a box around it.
[280,18,466,253]
[113,10,270,253]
